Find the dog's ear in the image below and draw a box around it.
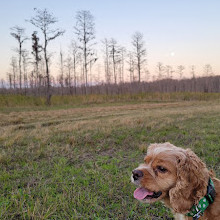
[169,149,209,213]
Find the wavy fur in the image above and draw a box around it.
[132,142,220,220]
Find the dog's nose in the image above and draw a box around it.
[132,169,143,180]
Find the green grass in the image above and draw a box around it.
[0,92,220,110]
[0,98,219,219]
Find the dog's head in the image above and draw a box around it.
[131,142,210,213]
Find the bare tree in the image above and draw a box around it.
[38,59,46,87]
[170,68,175,79]
[58,49,65,95]
[29,71,35,89]
[109,38,121,84]
[156,62,164,80]
[127,52,135,82]
[1,79,5,89]
[204,64,213,76]
[88,50,98,85]
[119,46,126,83]
[78,53,84,89]
[28,8,65,104]
[190,65,196,78]
[102,38,111,83]
[65,55,73,94]
[165,65,172,78]
[31,31,42,91]
[177,65,185,79]
[131,31,146,82]
[189,65,196,92]
[10,26,28,90]
[10,57,18,89]
[22,50,30,93]
[74,10,96,94]
[7,72,13,89]
[68,40,81,94]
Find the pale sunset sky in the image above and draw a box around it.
[0,0,220,81]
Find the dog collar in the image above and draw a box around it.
[186,178,216,220]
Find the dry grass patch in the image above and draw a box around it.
[0,100,219,219]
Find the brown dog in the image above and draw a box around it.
[131,142,220,220]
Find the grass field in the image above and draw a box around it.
[0,96,220,219]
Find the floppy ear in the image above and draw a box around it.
[169,149,209,214]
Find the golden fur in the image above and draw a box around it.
[132,142,220,220]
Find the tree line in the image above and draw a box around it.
[1,8,219,104]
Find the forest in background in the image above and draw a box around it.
[1,8,219,104]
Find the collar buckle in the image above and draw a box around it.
[186,178,216,219]
[193,209,203,220]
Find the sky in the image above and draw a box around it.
[0,0,220,81]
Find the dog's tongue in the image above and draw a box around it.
[134,187,154,200]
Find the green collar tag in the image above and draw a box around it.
[186,197,209,217]
[186,178,215,219]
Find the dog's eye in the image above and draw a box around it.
[157,166,167,173]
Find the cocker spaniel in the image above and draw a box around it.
[131,142,220,220]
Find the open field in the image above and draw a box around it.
[1,92,220,109]
[0,97,220,219]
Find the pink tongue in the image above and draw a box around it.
[134,187,154,200]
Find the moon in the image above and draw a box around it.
[170,52,175,57]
